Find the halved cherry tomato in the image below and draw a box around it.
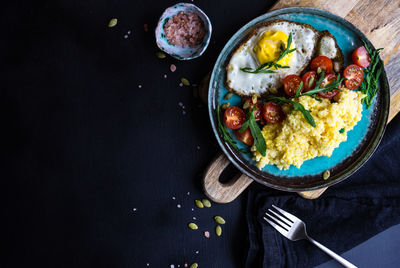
[236,128,254,146]
[310,56,333,74]
[343,64,364,89]
[243,98,263,121]
[263,101,284,124]
[318,74,339,98]
[302,71,317,92]
[283,74,303,96]
[352,46,370,68]
[224,106,245,129]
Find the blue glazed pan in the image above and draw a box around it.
[208,7,389,192]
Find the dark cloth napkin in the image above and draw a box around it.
[246,114,400,268]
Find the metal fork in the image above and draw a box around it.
[264,205,357,268]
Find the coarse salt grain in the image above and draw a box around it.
[197,145,200,150]
[177,204,181,208]
[127,30,131,35]
[178,102,183,107]
[124,34,128,39]
[204,231,210,238]
[191,208,194,211]
[170,64,177,72]
[164,74,167,78]
[187,192,190,195]
[172,196,176,200]
[193,217,196,220]
[179,83,183,87]
[170,265,175,268]
[184,264,188,268]
[138,85,142,88]
[195,251,199,254]
[133,208,137,211]
[146,263,150,267]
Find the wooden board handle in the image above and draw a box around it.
[203,154,253,203]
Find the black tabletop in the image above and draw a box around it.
[3,0,278,267]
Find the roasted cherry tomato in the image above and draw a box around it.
[343,64,364,89]
[223,106,245,130]
[236,128,254,146]
[243,98,263,121]
[318,74,339,98]
[301,71,317,92]
[352,46,370,68]
[283,74,303,96]
[310,56,333,74]
[263,101,284,124]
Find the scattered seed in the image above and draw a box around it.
[252,94,258,104]
[108,18,118,27]
[181,78,190,86]
[188,223,198,230]
[224,92,233,100]
[243,101,250,109]
[144,24,148,32]
[195,200,204,208]
[190,263,198,268]
[202,199,211,208]
[216,225,222,236]
[269,87,277,94]
[156,51,166,59]
[170,64,177,72]
[204,231,210,238]
[221,103,230,110]
[214,216,225,224]
[323,170,330,180]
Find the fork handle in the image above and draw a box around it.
[307,237,357,268]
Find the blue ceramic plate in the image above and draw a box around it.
[208,7,389,192]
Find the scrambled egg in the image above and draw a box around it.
[253,89,365,170]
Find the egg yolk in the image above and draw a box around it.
[253,31,294,67]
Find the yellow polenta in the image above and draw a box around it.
[253,89,365,170]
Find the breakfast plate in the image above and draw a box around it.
[208,7,389,192]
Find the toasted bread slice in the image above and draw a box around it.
[316,30,344,73]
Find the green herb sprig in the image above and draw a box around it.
[360,40,384,108]
[294,71,343,98]
[239,107,267,156]
[240,33,296,74]
[265,96,316,127]
[216,105,247,153]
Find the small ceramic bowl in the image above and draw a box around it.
[155,3,212,60]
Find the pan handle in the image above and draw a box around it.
[203,154,253,203]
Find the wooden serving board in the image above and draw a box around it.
[202,0,400,203]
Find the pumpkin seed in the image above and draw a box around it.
[156,51,166,59]
[252,94,258,104]
[215,225,222,236]
[181,77,190,86]
[188,223,198,230]
[269,87,277,94]
[195,200,204,208]
[323,170,330,180]
[108,18,118,28]
[190,263,198,268]
[224,92,233,100]
[214,216,225,224]
[221,103,230,110]
[202,199,211,208]
[243,101,250,109]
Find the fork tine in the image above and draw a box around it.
[267,209,292,227]
[272,205,298,222]
[263,217,289,237]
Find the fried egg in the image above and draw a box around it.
[226,20,343,96]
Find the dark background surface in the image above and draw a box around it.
[2,0,277,267]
